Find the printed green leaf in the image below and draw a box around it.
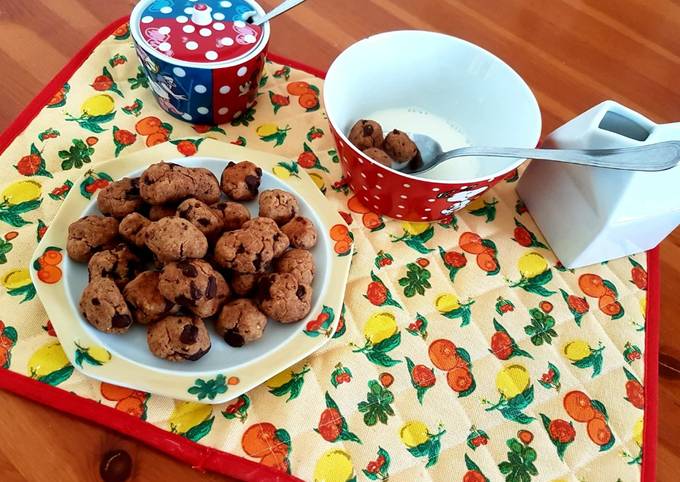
[183,417,214,442]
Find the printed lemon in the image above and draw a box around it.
[564,340,591,362]
[313,449,354,482]
[256,123,278,137]
[28,342,69,378]
[496,365,530,399]
[2,268,31,290]
[88,346,111,364]
[435,293,460,313]
[363,312,397,345]
[266,369,294,389]
[81,94,115,117]
[309,172,325,191]
[633,417,643,446]
[518,252,548,279]
[400,421,429,448]
[640,297,646,317]
[401,221,429,236]
[466,197,486,211]
[272,166,291,179]
[2,180,41,204]
[169,401,212,434]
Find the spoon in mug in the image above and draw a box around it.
[397,133,680,176]
[245,0,307,25]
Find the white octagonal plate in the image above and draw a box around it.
[29,139,353,404]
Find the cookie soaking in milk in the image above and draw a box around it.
[130,0,271,124]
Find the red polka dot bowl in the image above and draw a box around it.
[130,0,269,125]
[324,31,542,221]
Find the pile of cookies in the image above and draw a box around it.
[67,160,318,362]
[348,119,420,167]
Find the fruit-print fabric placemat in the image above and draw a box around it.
[0,17,659,482]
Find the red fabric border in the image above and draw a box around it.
[641,247,660,482]
[0,15,662,482]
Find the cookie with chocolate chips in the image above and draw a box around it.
[123,271,175,324]
[216,299,268,347]
[144,217,208,263]
[214,220,289,273]
[158,259,229,317]
[147,315,211,362]
[67,215,120,262]
[281,216,317,249]
[96,177,143,219]
[140,162,220,205]
[118,212,151,248]
[87,244,140,289]
[220,160,262,201]
[79,277,133,333]
[275,248,315,285]
[258,189,300,225]
[177,198,224,241]
[212,201,250,231]
[257,272,312,323]
[348,119,384,150]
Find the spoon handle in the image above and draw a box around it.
[251,0,307,25]
[430,141,680,172]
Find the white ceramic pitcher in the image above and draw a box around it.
[517,100,680,269]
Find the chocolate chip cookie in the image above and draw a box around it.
[144,217,208,263]
[148,204,177,221]
[79,277,133,333]
[281,216,317,249]
[97,177,143,219]
[213,201,250,231]
[241,217,289,257]
[275,249,315,285]
[67,215,120,262]
[258,189,300,225]
[220,161,262,201]
[158,259,229,317]
[147,315,211,362]
[257,272,312,323]
[88,244,140,289]
[348,119,384,150]
[383,129,418,163]
[216,299,267,347]
[123,271,175,324]
[214,221,289,273]
[118,213,151,248]
[140,162,220,205]
[230,272,259,297]
[177,198,224,240]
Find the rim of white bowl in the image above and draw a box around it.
[324,30,542,184]
[130,0,270,69]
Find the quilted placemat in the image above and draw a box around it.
[0,17,658,482]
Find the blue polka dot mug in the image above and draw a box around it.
[131,0,270,125]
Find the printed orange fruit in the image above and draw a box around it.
[37,265,62,284]
[578,273,607,297]
[476,252,498,272]
[286,81,311,96]
[242,422,278,457]
[40,249,63,266]
[145,132,169,147]
[260,451,288,472]
[459,232,486,254]
[330,224,349,241]
[347,195,371,214]
[135,116,162,135]
[599,296,622,316]
[379,372,394,388]
[587,417,612,445]
[115,396,145,418]
[101,382,136,401]
[428,339,459,371]
[334,239,351,255]
[361,212,382,230]
[299,93,319,109]
[563,390,595,422]
[447,367,473,392]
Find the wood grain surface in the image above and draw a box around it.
[0,0,678,480]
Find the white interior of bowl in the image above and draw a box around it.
[63,158,330,376]
[324,30,542,182]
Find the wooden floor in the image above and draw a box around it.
[0,0,678,480]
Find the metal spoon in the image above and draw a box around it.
[245,0,307,26]
[397,133,680,176]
